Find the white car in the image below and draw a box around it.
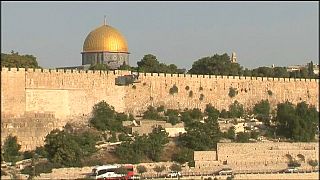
[167,171,182,178]
[218,168,233,175]
[285,167,298,173]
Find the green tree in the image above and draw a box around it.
[308,160,318,170]
[146,127,169,161]
[236,132,250,143]
[179,104,220,150]
[228,87,237,98]
[188,53,242,76]
[226,127,236,140]
[220,109,229,118]
[273,67,289,78]
[172,148,194,164]
[3,135,21,163]
[253,100,271,125]
[169,84,179,95]
[44,129,98,167]
[137,54,180,73]
[275,101,318,141]
[1,51,40,68]
[137,54,160,73]
[44,129,82,167]
[307,61,314,78]
[89,101,123,132]
[253,100,270,116]
[143,106,162,120]
[229,101,244,118]
[118,64,132,70]
[88,63,109,70]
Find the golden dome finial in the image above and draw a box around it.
[104,15,107,26]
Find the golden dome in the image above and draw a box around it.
[83,24,129,53]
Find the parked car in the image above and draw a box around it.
[166,171,182,178]
[285,167,298,173]
[218,168,233,175]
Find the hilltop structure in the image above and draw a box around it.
[81,18,129,69]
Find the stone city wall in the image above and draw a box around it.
[194,142,319,172]
[124,72,319,115]
[1,113,65,151]
[1,68,319,150]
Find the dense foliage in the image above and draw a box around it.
[115,127,169,163]
[276,101,318,141]
[89,63,109,70]
[228,100,244,118]
[137,54,182,73]
[44,129,99,167]
[188,53,243,76]
[179,104,220,150]
[1,51,40,68]
[3,135,21,163]
[253,100,271,125]
[90,101,128,131]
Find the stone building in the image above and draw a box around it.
[81,19,129,69]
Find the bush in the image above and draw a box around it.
[189,90,193,97]
[35,146,48,158]
[199,86,203,91]
[185,86,190,91]
[267,90,273,96]
[172,148,193,164]
[199,94,204,101]
[288,160,301,167]
[20,161,60,177]
[118,133,131,142]
[143,106,162,120]
[169,84,179,95]
[229,101,244,118]
[236,132,250,143]
[220,109,229,118]
[3,135,21,163]
[229,87,237,98]
[308,160,318,169]
[168,116,179,125]
[89,101,123,132]
[23,151,34,159]
[157,105,165,112]
[44,129,98,167]
[132,85,136,89]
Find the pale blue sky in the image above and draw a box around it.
[1,1,318,69]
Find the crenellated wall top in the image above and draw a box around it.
[1,67,319,83]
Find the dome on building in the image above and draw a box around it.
[83,24,129,53]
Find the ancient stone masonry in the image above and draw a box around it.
[1,67,319,150]
[194,142,319,172]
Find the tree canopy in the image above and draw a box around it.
[115,127,169,163]
[88,63,109,71]
[276,101,318,141]
[44,129,98,167]
[188,53,243,76]
[89,101,128,131]
[3,135,21,163]
[1,51,40,68]
[179,104,220,150]
[137,54,181,73]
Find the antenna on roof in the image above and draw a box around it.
[104,15,107,25]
